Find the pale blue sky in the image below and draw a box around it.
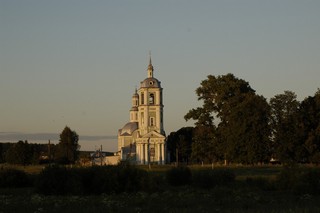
[1,0,319,151]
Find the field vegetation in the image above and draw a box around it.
[1,164,320,213]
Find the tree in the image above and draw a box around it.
[5,141,31,165]
[299,89,320,164]
[185,74,271,164]
[55,126,80,164]
[190,125,221,164]
[269,91,303,164]
[166,127,194,163]
[220,94,271,164]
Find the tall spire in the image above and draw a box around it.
[147,51,154,78]
[149,51,152,66]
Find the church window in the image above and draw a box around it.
[150,117,155,126]
[141,92,144,105]
[141,112,144,124]
[149,93,155,105]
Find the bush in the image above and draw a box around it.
[275,167,300,190]
[116,163,149,192]
[192,169,235,188]
[293,169,320,195]
[83,166,119,194]
[276,167,320,195]
[148,172,166,192]
[166,166,192,186]
[245,177,275,191]
[35,166,83,195]
[35,164,151,195]
[0,168,31,188]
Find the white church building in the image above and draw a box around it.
[117,57,166,164]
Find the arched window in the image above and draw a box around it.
[141,92,144,105]
[150,117,155,126]
[149,93,155,105]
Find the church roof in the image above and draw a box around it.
[119,122,138,136]
[140,77,161,88]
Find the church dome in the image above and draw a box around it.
[120,122,138,136]
[140,77,161,88]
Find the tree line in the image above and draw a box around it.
[0,126,80,165]
[167,73,320,165]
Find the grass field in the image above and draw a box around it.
[1,164,320,213]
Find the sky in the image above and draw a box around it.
[1,0,319,151]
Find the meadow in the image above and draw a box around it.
[1,164,320,213]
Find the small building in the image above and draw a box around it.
[89,150,120,166]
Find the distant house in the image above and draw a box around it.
[87,150,120,166]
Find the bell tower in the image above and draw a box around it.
[130,89,139,122]
[138,56,164,136]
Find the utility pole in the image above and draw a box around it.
[176,148,179,167]
[48,140,51,165]
[100,145,103,166]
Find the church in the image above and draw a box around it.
[117,57,166,164]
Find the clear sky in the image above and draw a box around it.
[1,0,319,151]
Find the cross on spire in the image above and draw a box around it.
[147,51,154,78]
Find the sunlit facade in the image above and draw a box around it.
[117,57,166,164]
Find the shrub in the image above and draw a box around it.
[245,177,275,191]
[87,166,120,194]
[275,167,300,190]
[0,168,31,188]
[293,169,320,195]
[166,166,191,186]
[35,164,151,195]
[192,169,235,188]
[116,163,149,192]
[276,167,320,195]
[35,166,83,195]
[148,172,166,192]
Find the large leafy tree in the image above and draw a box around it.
[190,125,221,164]
[166,127,194,163]
[299,89,320,164]
[185,74,271,164]
[55,126,80,164]
[220,94,271,164]
[269,91,303,164]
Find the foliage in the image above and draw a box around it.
[185,74,271,164]
[192,169,235,188]
[276,167,320,195]
[220,94,271,164]
[269,91,304,164]
[1,142,54,165]
[5,141,31,165]
[35,166,83,195]
[166,127,194,163]
[191,126,221,163]
[245,176,275,191]
[299,90,320,164]
[165,166,192,186]
[55,126,80,164]
[0,168,31,188]
[4,166,320,213]
[35,164,150,195]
